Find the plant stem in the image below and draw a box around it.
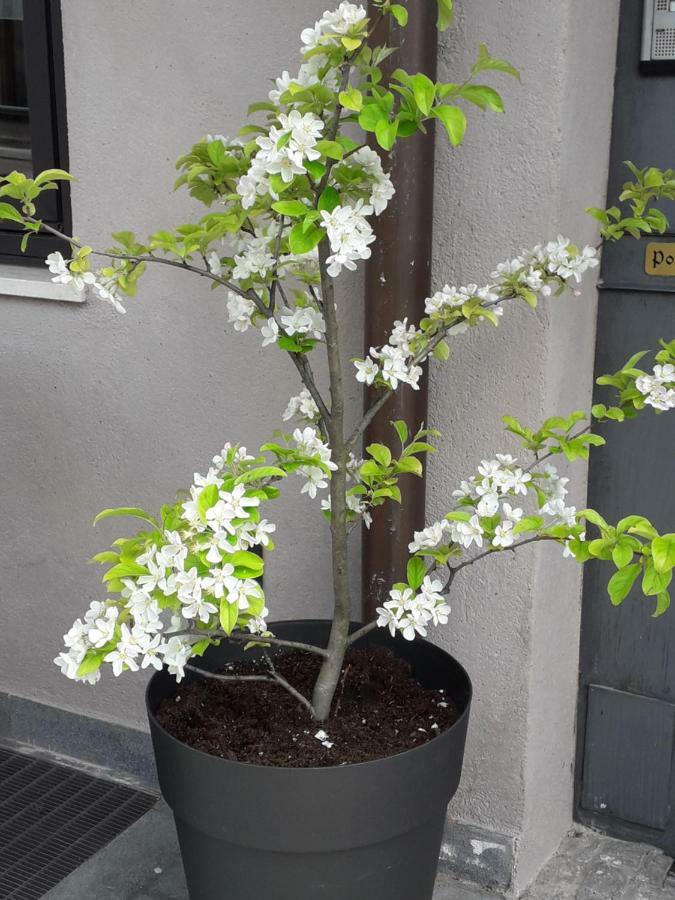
[443,534,553,590]
[311,241,352,721]
[165,629,329,658]
[185,663,316,718]
[347,620,378,645]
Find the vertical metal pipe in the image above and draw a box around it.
[362,1,438,620]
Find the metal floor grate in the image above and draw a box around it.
[0,744,156,899]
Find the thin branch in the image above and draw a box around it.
[268,216,286,310]
[30,218,256,303]
[164,628,329,658]
[525,425,592,473]
[185,664,272,684]
[263,652,317,717]
[185,661,316,718]
[443,535,554,591]
[347,620,378,645]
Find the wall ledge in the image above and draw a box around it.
[0,264,85,303]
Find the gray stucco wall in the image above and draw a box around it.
[0,0,618,892]
[428,0,619,891]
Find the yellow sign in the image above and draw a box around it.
[645,242,675,276]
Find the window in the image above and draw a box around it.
[0,0,69,264]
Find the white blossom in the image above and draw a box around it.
[227,292,256,333]
[283,389,320,423]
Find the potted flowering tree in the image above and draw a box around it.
[2,2,674,897]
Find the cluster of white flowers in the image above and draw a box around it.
[301,3,367,50]
[268,3,365,105]
[491,236,599,295]
[636,364,675,411]
[54,444,275,684]
[354,318,424,390]
[226,291,257,332]
[280,304,326,339]
[377,576,451,641]
[292,426,338,498]
[424,284,501,334]
[283,389,320,423]
[320,201,376,277]
[237,111,326,209]
[347,146,395,216]
[46,251,126,314]
[421,239,599,335]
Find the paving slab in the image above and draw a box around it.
[524,829,675,900]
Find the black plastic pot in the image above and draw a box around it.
[146,620,472,900]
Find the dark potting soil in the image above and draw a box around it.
[155,645,460,767]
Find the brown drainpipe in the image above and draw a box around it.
[362,1,438,621]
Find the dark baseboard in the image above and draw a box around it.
[0,690,158,791]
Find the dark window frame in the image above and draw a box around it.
[0,0,70,265]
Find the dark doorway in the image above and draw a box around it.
[575,0,675,851]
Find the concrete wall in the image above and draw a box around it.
[0,0,618,893]
[428,0,619,892]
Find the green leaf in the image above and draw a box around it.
[93,507,158,528]
[392,420,409,445]
[271,200,308,217]
[367,443,392,468]
[318,186,340,213]
[437,0,454,30]
[588,538,614,560]
[235,466,287,484]
[220,598,239,635]
[315,139,344,160]
[77,654,104,677]
[432,339,450,361]
[197,484,219,523]
[512,516,544,535]
[612,539,635,569]
[394,456,423,476]
[375,118,398,151]
[459,85,504,112]
[289,221,324,254]
[653,591,671,618]
[339,87,363,111]
[0,201,24,224]
[407,557,426,590]
[341,36,362,52]
[359,460,382,479]
[88,551,120,565]
[411,73,436,116]
[33,168,74,186]
[652,535,675,574]
[206,139,226,167]
[473,43,520,80]
[305,160,326,181]
[579,509,609,530]
[643,559,672,597]
[229,550,264,578]
[445,510,473,523]
[432,105,467,146]
[358,103,387,133]
[390,4,409,26]
[607,563,640,606]
[102,561,148,583]
[521,289,538,309]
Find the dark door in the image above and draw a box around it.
[575,0,675,850]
